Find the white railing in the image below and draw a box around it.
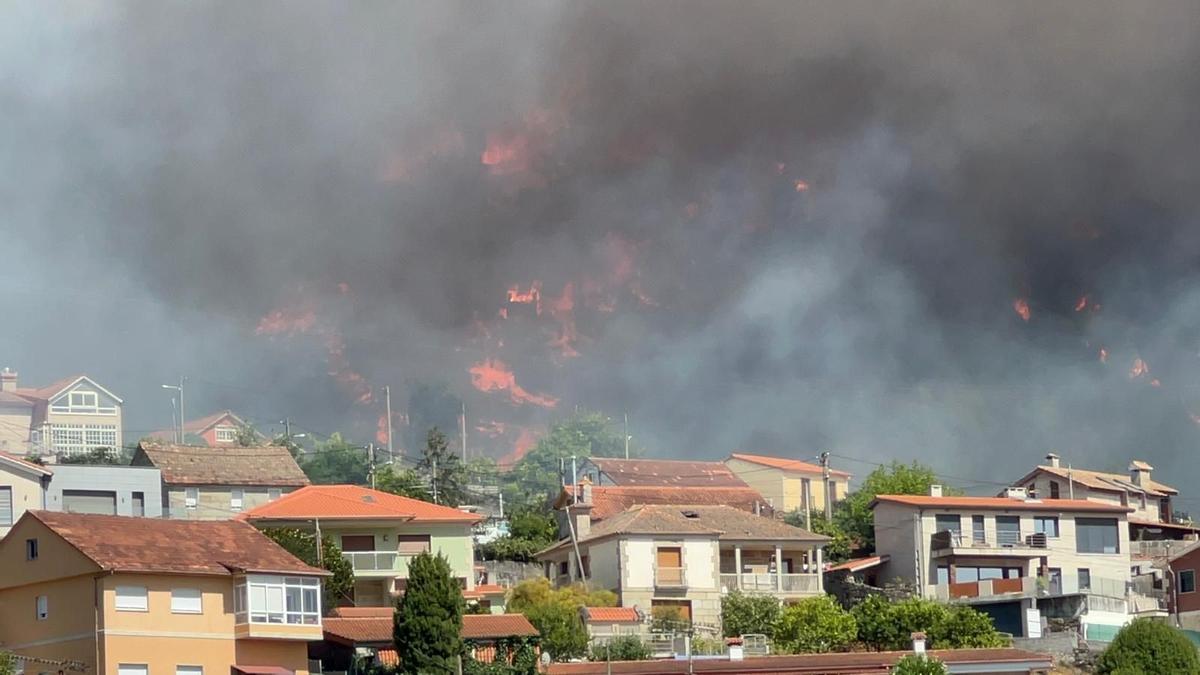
[341,551,403,572]
[720,573,821,594]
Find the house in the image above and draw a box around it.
[725,452,852,515]
[551,481,774,534]
[580,458,751,488]
[131,441,308,519]
[238,484,482,607]
[309,606,539,670]
[1164,540,1200,631]
[1012,453,1178,529]
[870,487,1141,640]
[43,463,163,517]
[0,510,327,673]
[537,503,829,631]
[0,453,52,538]
[150,410,259,447]
[0,369,123,457]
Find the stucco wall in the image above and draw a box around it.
[0,462,45,537]
[1023,472,1162,522]
[725,458,849,514]
[0,407,32,452]
[872,501,919,583]
[46,464,163,517]
[323,521,475,589]
[588,539,621,591]
[166,485,295,519]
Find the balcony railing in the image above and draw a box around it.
[931,530,1047,550]
[342,551,410,573]
[719,573,821,594]
[654,566,686,588]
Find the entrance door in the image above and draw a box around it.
[341,534,375,552]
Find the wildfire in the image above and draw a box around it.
[1129,358,1149,380]
[547,282,579,359]
[481,131,532,175]
[498,426,541,468]
[468,359,559,408]
[507,282,543,314]
[255,308,318,336]
[1012,298,1031,322]
[1074,296,1088,312]
[1099,347,1109,363]
[794,179,810,192]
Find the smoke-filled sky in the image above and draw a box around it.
[4,2,1200,496]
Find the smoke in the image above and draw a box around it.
[4,1,1200,495]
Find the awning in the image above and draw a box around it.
[232,667,293,675]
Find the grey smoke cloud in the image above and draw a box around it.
[2,1,1200,496]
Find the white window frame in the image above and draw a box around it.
[118,665,148,675]
[50,389,117,415]
[171,588,203,614]
[235,575,321,626]
[177,667,203,675]
[230,489,244,512]
[215,427,237,443]
[36,595,48,620]
[185,488,199,509]
[268,488,282,501]
[115,586,149,612]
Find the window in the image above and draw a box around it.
[48,423,118,455]
[972,515,986,543]
[995,515,1021,546]
[935,514,962,534]
[1078,568,1091,591]
[132,491,145,517]
[215,427,237,443]
[177,667,203,675]
[268,488,281,501]
[230,489,244,512]
[69,391,97,410]
[185,488,199,509]
[1034,516,1060,538]
[1181,570,1196,594]
[558,561,569,577]
[1076,517,1120,554]
[171,588,202,614]
[0,487,10,526]
[26,538,38,560]
[235,575,320,625]
[36,595,48,620]
[1049,481,1060,499]
[936,566,950,585]
[827,480,839,502]
[1139,493,1147,509]
[115,586,148,611]
[396,534,432,556]
[118,665,148,675]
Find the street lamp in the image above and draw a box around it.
[161,377,185,443]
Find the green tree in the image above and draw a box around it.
[783,510,853,562]
[506,578,616,614]
[0,650,14,675]
[1096,618,1200,675]
[721,591,781,638]
[260,528,354,612]
[651,606,690,633]
[479,508,559,563]
[300,433,370,484]
[524,599,588,662]
[591,636,652,661]
[466,456,500,490]
[236,423,260,447]
[851,594,905,651]
[773,595,857,653]
[504,411,630,511]
[893,654,948,675]
[375,465,433,501]
[835,461,941,554]
[58,446,129,465]
[394,552,465,674]
[929,605,1005,649]
[853,597,1002,651]
[418,427,469,507]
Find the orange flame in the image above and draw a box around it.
[481,131,531,175]
[547,283,579,358]
[498,426,541,468]
[794,179,810,192]
[468,359,558,408]
[255,308,318,336]
[507,282,543,314]
[1074,296,1088,312]
[1130,358,1149,379]
[1012,298,1031,322]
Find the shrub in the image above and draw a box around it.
[929,605,1005,648]
[852,594,904,651]
[591,636,652,661]
[773,595,857,654]
[1096,618,1200,675]
[651,606,690,633]
[721,591,781,638]
[852,596,1002,651]
[893,654,948,675]
[691,637,726,655]
[524,600,589,662]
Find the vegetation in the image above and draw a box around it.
[504,411,631,512]
[260,527,354,612]
[417,427,469,507]
[893,654,948,675]
[394,552,465,674]
[851,595,1003,651]
[375,465,433,501]
[1096,618,1200,675]
[783,510,853,562]
[773,595,857,654]
[505,578,614,662]
[463,636,539,675]
[0,651,14,675]
[691,636,726,655]
[58,445,129,465]
[300,433,370,484]
[591,636,652,661]
[720,591,780,638]
[650,606,691,633]
[478,508,558,562]
[834,461,942,554]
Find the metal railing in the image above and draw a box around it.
[931,530,1047,549]
[719,573,821,594]
[654,566,686,587]
[341,551,408,572]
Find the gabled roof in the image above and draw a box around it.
[22,510,326,577]
[728,452,852,479]
[16,374,123,404]
[871,494,1133,513]
[0,452,52,477]
[133,442,309,487]
[150,410,255,442]
[239,484,482,524]
[582,607,642,624]
[553,485,770,521]
[1014,463,1177,497]
[0,391,34,408]
[586,457,749,488]
[322,610,537,645]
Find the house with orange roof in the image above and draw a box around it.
[0,368,123,457]
[724,452,852,515]
[149,410,260,446]
[0,510,327,674]
[239,485,482,607]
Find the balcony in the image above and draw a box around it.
[342,551,413,576]
[719,572,821,596]
[930,530,1047,558]
[654,566,686,589]
[929,576,1036,602]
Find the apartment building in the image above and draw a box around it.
[0,369,124,457]
[871,488,1135,640]
[131,442,308,519]
[0,511,326,674]
[0,453,51,538]
[725,452,851,514]
[239,485,481,607]
[538,503,828,630]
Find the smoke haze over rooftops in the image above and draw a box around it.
[3,1,1200,492]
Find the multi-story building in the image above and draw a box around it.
[537,502,829,631]
[551,480,772,534]
[871,488,1138,640]
[0,369,124,457]
[43,463,164,517]
[239,485,481,607]
[0,453,52,538]
[1011,453,1176,525]
[1166,541,1200,631]
[150,410,260,447]
[0,510,326,673]
[725,452,852,514]
[131,442,309,519]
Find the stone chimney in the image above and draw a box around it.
[911,631,927,655]
[1130,460,1153,487]
[929,484,943,498]
[1045,452,1060,469]
[0,368,16,393]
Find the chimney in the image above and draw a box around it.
[726,637,744,661]
[929,484,943,498]
[1045,452,1060,469]
[911,631,927,655]
[0,368,16,393]
[580,476,593,504]
[1130,461,1153,487]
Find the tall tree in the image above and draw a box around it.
[260,527,354,612]
[300,433,370,485]
[418,427,468,506]
[505,411,631,511]
[835,461,942,554]
[236,422,260,447]
[394,551,465,674]
[375,465,433,502]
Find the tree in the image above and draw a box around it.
[236,423,260,447]
[505,578,612,662]
[375,465,433,501]
[1096,618,1200,675]
[260,528,354,612]
[851,594,905,651]
[465,456,500,490]
[0,651,14,675]
[835,461,941,554]
[464,636,539,675]
[505,578,616,614]
[783,510,853,562]
[772,595,857,654]
[479,508,559,562]
[853,596,1002,651]
[300,433,370,484]
[58,446,128,465]
[893,655,948,675]
[591,636,652,661]
[651,606,690,633]
[394,552,465,674]
[929,605,1005,649]
[418,427,469,507]
[721,591,780,638]
[504,411,631,512]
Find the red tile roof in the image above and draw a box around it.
[546,649,1053,673]
[15,374,87,402]
[323,613,538,645]
[582,607,641,624]
[150,410,253,442]
[464,583,507,599]
[23,511,326,577]
[376,649,400,666]
[825,555,889,573]
[587,458,749,488]
[330,606,392,618]
[556,485,770,520]
[133,442,309,487]
[239,484,482,523]
[729,452,852,478]
[871,495,1133,513]
[462,614,539,639]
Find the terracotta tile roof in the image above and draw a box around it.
[331,606,392,617]
[133,441,309,487]
[376,649,400,666]
[544,649,1053,674]
[825,554,889,574]
[15,374,87,402]
[871,495,1133,513]
[323,613,538,645]
[151,410,253,441]
[0,391,34,407]
[555,486,770,520]
[462,614,539,639]
[587,458,749,488]
[239,484,482,523]
[729,452,852,478]
[24,510,326,577]
[0,452,52,476]
[464,583,507,599]
[583,607,642,624]
[1020,464,1176,496]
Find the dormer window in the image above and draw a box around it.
[50,387,117,415]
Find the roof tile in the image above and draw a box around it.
[134,442,309,487]
[558,486,770,520]
[240,485,482,523]
[729,452,852,478]
[323,613,538,644]
[872,495,1133,513]
[588,458,748,488]
[583,607,641,623]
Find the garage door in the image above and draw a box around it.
[62,489,117,515]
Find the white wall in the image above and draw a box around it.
[623,539,654,588]
[683,539,718,590]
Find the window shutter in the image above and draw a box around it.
[115,586,148,611]
[0,487,11,526]
[396,534,432,556]
[172,588,203,613]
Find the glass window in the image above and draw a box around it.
[1034,516,1059,538]
[935,514,962,533]
[978,567,1004,580]
[1049,481,1060,499]
[215,427,237,442]
[25,538,37,560]
[936,566,950,585]
[955,567,979,583]
[177,667,203,675]
[0,487,11,526]
[1076,518,1120,554]
[1181,570,1196,594]
[185,488,199,508]
[171,588,202,614]
[971,515,985,543]
[268,488,281,501]
[238,575,321,625]
[115,586,148,612]
[230,489,244,511]
[1078,568,1091,591]
[132,491,145,517]
[995,515,1021,546]
[118,665,147,675]
[36,595,48,620]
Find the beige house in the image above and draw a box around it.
[0,510,326,674]
[131,442,309,519]
[0,369,124,457]
[0,453,51,538]
[725,452,851,515]
[538,502,828,631]
[1011,453,1176,525]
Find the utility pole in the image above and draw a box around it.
[383,386,393,463]
[432,456,439,504]
[802,478,811,530]
[498,492,505,519]
[368,443,376,489]
[161,377,186,444]
[283,417,291,441]
[820,452,832,520]
[624,413,630,460]
[460,401,468,461]
[571,455,578,504]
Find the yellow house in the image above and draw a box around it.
[0,510,327,674]
[724,453,851,515]
[0,453,51,538]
